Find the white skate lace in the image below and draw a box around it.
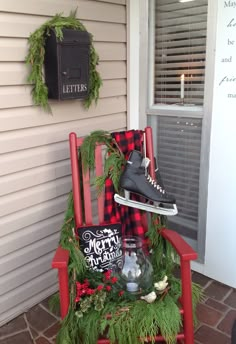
[146,174,165,194]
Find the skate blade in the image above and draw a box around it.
[114,194,178,216]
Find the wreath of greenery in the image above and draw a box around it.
[50,131,203,344]
[25,11,102,112]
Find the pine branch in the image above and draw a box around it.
[80,130,113,171]
[80,130,126,193]
[59,192,87,278]
[48,293,60,314]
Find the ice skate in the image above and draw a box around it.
[154,157,165,191]
[114,150,178,216]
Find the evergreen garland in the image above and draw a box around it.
[59,191,87,279]
[25,11,102,112]
[80,130,126,193]
[52,130,203,344]
[146,214,179,281]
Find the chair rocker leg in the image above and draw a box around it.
[181,260,194,344]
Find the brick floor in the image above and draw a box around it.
[0,272,235,344]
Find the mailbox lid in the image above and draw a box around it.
[58,29,90,100]
[58,29,90,44]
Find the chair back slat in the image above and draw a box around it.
[82,165,93,225]
[69,133,106,228]
[69,133,83,227]
[145,126,156,180]
[95,144,105,223]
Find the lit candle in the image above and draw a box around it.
[126,282,138,292]
[180,74,185,99]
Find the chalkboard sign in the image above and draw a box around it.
[76,223,122,272]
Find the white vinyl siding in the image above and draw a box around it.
[0,0,127,326]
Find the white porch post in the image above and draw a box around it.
[127,0,148,130]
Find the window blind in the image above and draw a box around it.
[154,0,208,105]
[149,115,202,239]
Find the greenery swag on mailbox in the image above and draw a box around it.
[26,11,102,112]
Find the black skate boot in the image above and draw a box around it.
[114,150,178,216]
[154,157,165,191]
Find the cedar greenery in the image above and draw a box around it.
[25,11,102,112]
[80,130,126,194]
[52,131,203,344]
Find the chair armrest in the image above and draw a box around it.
[52,246,70,269]
[160,228,198,261]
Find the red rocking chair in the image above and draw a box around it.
[52,126,198,343]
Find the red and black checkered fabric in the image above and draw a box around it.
[104,129,146,239]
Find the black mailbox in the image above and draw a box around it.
[44,29,90,100]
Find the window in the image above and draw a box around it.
[147,0,208,250]
[153,0,207,106]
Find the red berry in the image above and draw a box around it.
[111,277,118,284]
[86,288,95,295]
[104,270,112,280]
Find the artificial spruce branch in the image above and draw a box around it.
[26,11,102,112]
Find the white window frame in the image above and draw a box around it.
[147,0,205,119]
[128,0,217,262]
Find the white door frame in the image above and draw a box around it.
[127,0,148,130]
